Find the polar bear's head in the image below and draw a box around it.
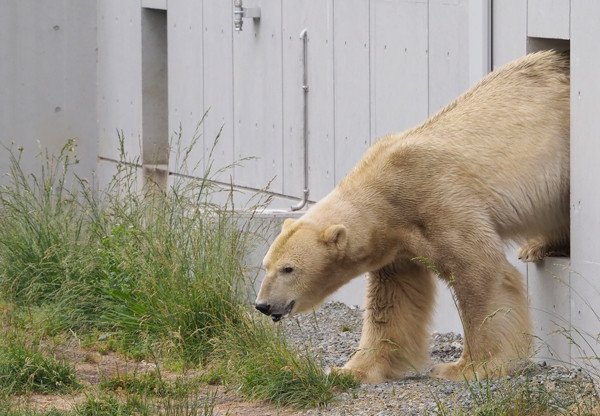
[254,218,349,321]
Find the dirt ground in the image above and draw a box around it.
[13,340,299,416]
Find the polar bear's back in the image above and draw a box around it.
[346,50,570,241]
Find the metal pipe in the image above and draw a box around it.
[291,28,309,211]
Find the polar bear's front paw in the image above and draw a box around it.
[330,364,392,383]
[329,366,364,382]
[518,237,569,262]
[430,363,463,381]
[518,241,546,262]
[431,362,484,381]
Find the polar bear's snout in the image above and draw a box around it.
[255,303,271,315]
[255,300,295,322]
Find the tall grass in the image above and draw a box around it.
[0,141,90,315]
[0,126,356,409]
[90,133,255,364]
[0,133,254,361]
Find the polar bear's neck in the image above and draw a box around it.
[303,188,400,272]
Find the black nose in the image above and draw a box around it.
[255,303,271,315]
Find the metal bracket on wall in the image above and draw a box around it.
[291,28,309,212]
[233,0,261,31]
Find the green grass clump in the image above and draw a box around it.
[0,404,65,416]
[216,317,359,408]
[0,125,358,410]
[0,330,80,396]
[0,134,251,363]
[0,141,98,331]
[72,394,149,416]
[73,392,217,416]
[94,186,250,364]
[100,369,200,399]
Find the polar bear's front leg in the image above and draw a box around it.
[430,255,532,381]
[340,260,436,383]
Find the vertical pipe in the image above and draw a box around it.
[291,28,309,211]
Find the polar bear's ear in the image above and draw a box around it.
[282,218,296,231]
[321,224,348,251]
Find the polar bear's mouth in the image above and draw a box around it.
[270,300,295,322]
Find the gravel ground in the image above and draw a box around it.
[279,301,599,415]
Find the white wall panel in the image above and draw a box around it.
[491,0,527,67]
[203,2,235,182]
[528,0,570,40]
[282,0,335,202]
[168,0,204,173]
[63,1,99,177]
[505,244,529,339]
[370,0,428,139]
[0,1,97,182]
[97,1,143,162]
[233,1,283,192]
[281,18,305,202]
[570,0,600,373]
[467,0,491,87]
[333,0,371,184]
[528,258,571,365]
[142,0,167,10]
[428,0,470,114]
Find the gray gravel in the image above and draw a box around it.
[279,301,599,415]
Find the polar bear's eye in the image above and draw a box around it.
[282,266,294,274]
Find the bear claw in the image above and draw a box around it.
[518,241,569,263]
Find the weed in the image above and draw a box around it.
[100,369,201,399]
[0,402,65,416]
[73,394,150,416]
[0,330,80,396]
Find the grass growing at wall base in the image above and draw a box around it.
[433,366,599,416]
[0,130,357,410]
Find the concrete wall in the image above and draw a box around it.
[95,0,478,205]
[570,0,600,373]
[0,1,97,183]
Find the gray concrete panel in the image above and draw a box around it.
[570,0,600,373]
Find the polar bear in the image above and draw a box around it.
[255,50,570,383]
